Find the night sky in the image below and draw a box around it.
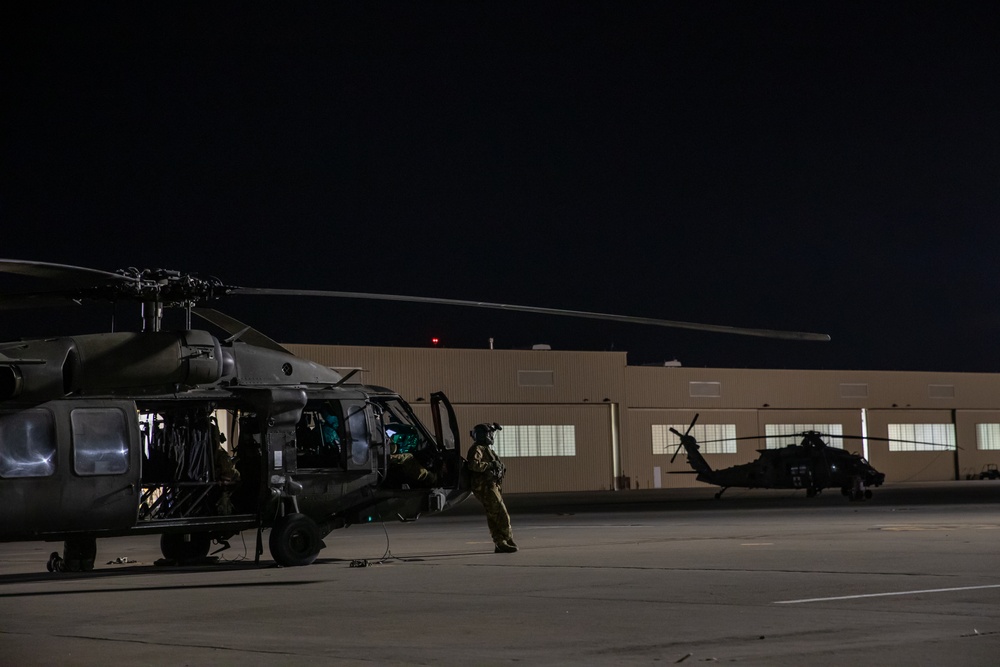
[3,2,998,372]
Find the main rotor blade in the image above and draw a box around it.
[231,288,832,342]
[690,432,962,451]
[0,294,88,310]
[0,259,128,286]
[0,259,138,309]
[838,434,962,450]
[0,260,833,341]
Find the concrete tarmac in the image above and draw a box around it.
[2,481,1000,665]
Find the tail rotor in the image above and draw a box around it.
[670,413,699,463]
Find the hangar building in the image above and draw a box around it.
[288,344,1000,494]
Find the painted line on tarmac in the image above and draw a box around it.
[775,584,1000,604]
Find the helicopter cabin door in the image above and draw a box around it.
[429,391,462,489]
[430,392,459,453]
[0,400,141,537]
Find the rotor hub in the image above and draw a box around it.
[112,268,233,307]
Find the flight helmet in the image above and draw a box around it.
[471,422,502,445]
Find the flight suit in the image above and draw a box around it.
[389,452,438,487]
[467,441,516,551]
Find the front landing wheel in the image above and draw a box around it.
[160,533,212,563]
[269,513,322,567]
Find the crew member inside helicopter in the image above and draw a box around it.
[319,407,342,457]
[384,421,446,488]
[210,416,239,514]
[294,405,344,469]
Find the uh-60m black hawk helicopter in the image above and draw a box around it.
[666,414,956,500]
[0,259,829,572]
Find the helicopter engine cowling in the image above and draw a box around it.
[0,330,224,401]
[1,337,77,401]
[68,330,224,394]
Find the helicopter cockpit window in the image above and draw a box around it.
[375,397,455,489]
[0,409,56,478]
[377,399,431,454]
[71,408,130,476]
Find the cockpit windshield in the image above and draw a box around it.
[375,398,432,454]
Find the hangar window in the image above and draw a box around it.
[72,408,130,475]
[975,424,1000,450]
[653,424,736,455]
[494,425,575,457]
[765,424,843,449]
[887,423,956,451]
[0,409,56,478]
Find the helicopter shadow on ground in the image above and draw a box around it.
[0,578,323,598]
[314,547,499,568]
[0,560,324,595]
[71,549,494,578]
[0,548,498,591]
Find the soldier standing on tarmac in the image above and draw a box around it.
[467,423,517,553]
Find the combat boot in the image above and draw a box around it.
[494,541,518,553]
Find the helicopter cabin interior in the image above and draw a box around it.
[135,395,455,527]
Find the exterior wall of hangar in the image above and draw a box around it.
[286,344,1000,493]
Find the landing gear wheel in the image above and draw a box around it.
[269,513,322,567]
[47,551,62,572]
[160,533,212,563]
[62,536,97,572]
[864,489,873,500]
